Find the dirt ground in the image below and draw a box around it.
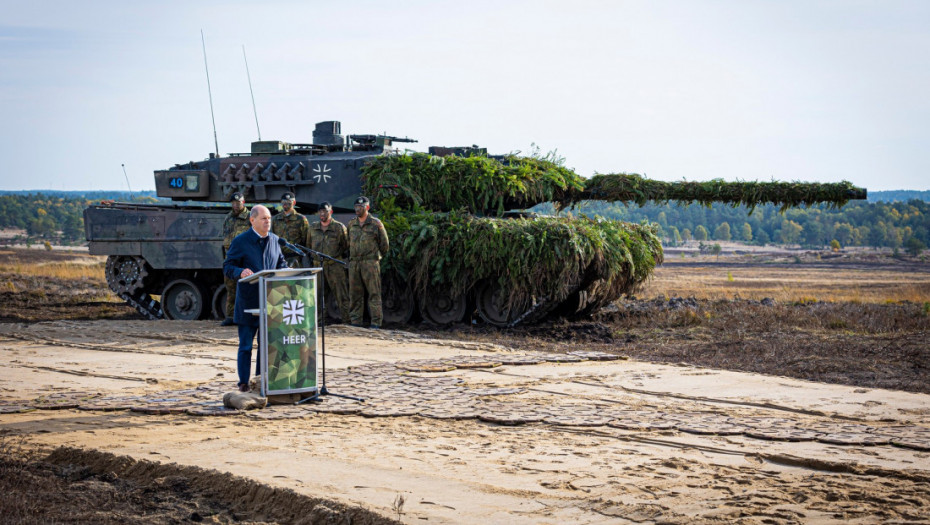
[1,247,929,523]
[2,320,930,523]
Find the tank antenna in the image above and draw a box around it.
[121,163,134,199]
[201,30,220,157]
[242,45,262,141]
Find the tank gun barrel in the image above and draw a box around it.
[565,173,868,212]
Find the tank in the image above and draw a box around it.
[85,120,867,325]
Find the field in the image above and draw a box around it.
[649,249,930,304]
[1,246,929,523]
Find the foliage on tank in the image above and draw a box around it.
[570,173,867,212]
[376,199,663,312]
[362,152,583,215]
[362,153,867,214]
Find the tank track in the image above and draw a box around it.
[105,256,149,295]
[104,256,164,320]
[505,297,557,327]
[118,291,164,320]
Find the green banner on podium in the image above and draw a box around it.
[261,273,319,395]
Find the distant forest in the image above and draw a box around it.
[541,198,929,253]
[0,191,159,244]
[0,189,928,251]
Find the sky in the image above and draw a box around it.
[0,0,927,192]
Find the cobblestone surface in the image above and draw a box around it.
[3,352,929,451]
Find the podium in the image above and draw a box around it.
[241,268,322,397]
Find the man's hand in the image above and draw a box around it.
[240,269,254,279]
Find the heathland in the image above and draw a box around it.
[0,245,928,523]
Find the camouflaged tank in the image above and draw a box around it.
[85,120,867,326]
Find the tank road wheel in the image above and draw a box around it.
[475,281,515,327]
[475,281,552,327]
[420,286,469,326]
[105,256,149,295]
[382,281,416,325]
[162,279,209,320]
[211,285,228,320]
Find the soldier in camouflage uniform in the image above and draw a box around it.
[308,202,350,322]
[221,192,251,326]
[271,192,309,261]
[347,196,389,328]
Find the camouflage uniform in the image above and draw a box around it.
[348,215,389,327]
[308,219,350,321]
[222,207,251,318]
[272,211,309,256]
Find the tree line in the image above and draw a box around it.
[1,190,928,254]
[525,190,927,255]
[0,192,158,244]
[553,198,929,254]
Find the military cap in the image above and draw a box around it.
[281,192,296,201]
[319,201,333,211]
[354,196,370,206]
[230,192,245,202]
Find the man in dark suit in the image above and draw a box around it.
[223,205,288,392]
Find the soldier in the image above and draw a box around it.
[308,202,350,322]
[221,192,250,326]
[347,196,389,328]
[271,192,309,259]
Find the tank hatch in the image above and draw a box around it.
[251,141,292,154]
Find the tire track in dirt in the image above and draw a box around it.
[0,334,232,360]
[9,364,150,382]
[476,368,862,420]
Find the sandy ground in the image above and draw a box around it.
[1,320,929,524]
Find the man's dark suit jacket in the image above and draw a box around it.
[223,228,288,326]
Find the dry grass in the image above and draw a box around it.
[0,248,128,321]
[642,257,930,304]
[0,248,107,283]
[7,261,107,282]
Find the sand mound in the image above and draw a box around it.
[42,447,401,524]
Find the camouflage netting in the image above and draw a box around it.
[378,208,663,311]
[362,153,866,214]
[362,153,584,215]
[570,173,868,212]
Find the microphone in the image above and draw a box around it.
[277,237,306,256]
